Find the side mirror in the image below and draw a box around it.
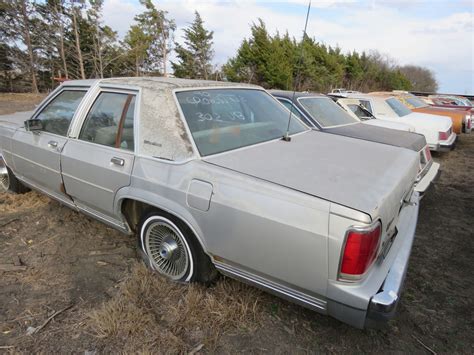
[24,119,43,131]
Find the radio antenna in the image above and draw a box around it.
[283,0,312,142]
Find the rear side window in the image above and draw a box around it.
[80,92,135,151]
[359,100,373,113]
[35,90,87,136]
[386,98,412,117]
[348,104,370,120]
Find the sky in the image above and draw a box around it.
[102,0,474,94]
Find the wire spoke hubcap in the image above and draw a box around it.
[0,165,9,191]
[144,220,189,280]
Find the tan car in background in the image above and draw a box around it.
[371,92,467,134]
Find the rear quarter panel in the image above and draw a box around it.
[118,157,331,297]
[412,108,463,134]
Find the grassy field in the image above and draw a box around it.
[0,93,473,353]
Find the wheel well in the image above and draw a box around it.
[121,199,156,232]
[121,199,196,239]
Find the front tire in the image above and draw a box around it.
[0,166,28,194]
[137,211,217,283]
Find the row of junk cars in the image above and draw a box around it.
[0,77,473,329]
[272,89,474,196]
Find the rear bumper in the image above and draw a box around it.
[326,192,420,329]
[429,132,457,152]
[364,201,418,326]
[414,162,440,197]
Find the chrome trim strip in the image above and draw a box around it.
[215,261,327,312]
[76,202,129,233]
[61,172,114,193]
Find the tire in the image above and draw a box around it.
[0,166,29,194]
[137,210,217,283]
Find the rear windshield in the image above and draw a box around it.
[406,97,427,108]
[176,89,307,156]
[386,98,412,117]
[298,97,357,127]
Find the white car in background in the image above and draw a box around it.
[334,97,415,132]
[344,93,456,151]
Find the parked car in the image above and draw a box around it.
[329,88,361,94]
[343,93,456,151]
[0,78,422,329]
[425,96,474,129]
[376,92,471,134]
[430,95,473,107]
[329,96,415,132]
[271,90,438,195]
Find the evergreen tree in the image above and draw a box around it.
[134,0,175,76]
[172,11,214,80]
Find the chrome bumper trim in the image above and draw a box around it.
[365,196,419,326]
[415,162,440,197]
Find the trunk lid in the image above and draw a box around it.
[324,123,426,152]
[205,130,418,230]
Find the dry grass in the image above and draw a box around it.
[88,262,264,353]
[0,190,49,213]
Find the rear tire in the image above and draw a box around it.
[137,210,217,283]
[0,166,29,194]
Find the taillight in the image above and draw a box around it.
[438,130,449,140]
[339,222,382,280]
[425,146,431,161]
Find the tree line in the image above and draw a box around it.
[0,0,438,93]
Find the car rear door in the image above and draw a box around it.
[11,88,88,204]
[61,89,137,223]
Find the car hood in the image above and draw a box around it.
[205,130,419,224]
[324,123,426,152]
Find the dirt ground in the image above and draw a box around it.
[0,94,473,353]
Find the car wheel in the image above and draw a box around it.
[0,166,28,194]
[137,211,217,283]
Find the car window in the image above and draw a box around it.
[80,92,135,151]
[405,97,427,108]
[277,99,313,127]
[348,104,371,120]
[277,99,303,119]
[35,90,87,136]
[385,98,412,117]
[359,100,373,113]
[298,97,358,127]
[176,89,307,156]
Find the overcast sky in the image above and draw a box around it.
[103,0,474,94]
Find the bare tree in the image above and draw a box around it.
[399,65,439,92]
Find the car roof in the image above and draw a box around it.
[269,90,327,99]
[62,77,258,90]
[61,77,261,162]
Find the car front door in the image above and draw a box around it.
[61,90,137,224]
[11,88,88,204]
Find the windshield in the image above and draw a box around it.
[386,98,412,117]
[406,97,427,108]
[176,89,307,156]
[298,97,358,127]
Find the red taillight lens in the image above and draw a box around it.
[438,131,449,140]
[340,222,381,278]
[425,146,431,161]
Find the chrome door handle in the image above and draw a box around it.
[48,141,58,148]
[110,157,125,166]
